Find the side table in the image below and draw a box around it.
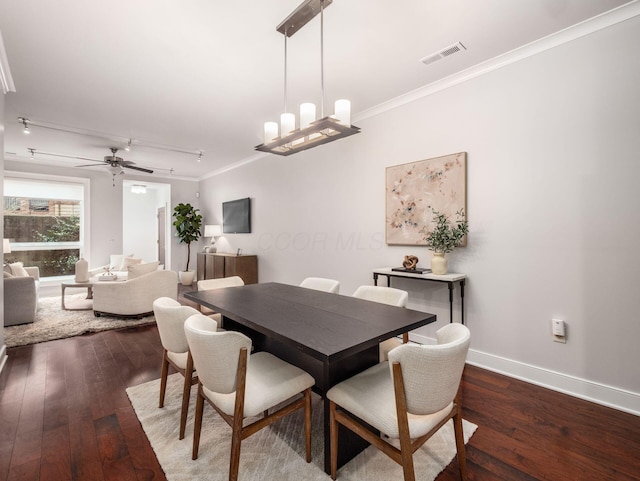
[373,268,466,324]
[61,280,95,310]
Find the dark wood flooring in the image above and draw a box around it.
[1,301,639,480]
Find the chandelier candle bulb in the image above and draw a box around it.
[300,103,316,128]
[280,112,296,137]
[264,122,278,144]
[335,99,351,126]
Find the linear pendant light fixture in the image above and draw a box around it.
[255,0,360,156]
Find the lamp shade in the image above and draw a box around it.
[204,225,222,237]
[3,239,11,254]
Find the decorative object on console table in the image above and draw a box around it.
[203,224,222,253]
[423,209,469,275]
[196,252,258,284]
[172,203,203,285]
[391,254,431,274]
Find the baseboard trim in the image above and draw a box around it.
[410,333,640,416]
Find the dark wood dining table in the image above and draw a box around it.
[184,282,437,473]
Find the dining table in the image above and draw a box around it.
[184,281,437,473]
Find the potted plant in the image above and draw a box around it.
[423,209,469,275]
[172,203,203,285]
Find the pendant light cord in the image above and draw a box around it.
[284,31,288,114]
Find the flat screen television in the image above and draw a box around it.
[222,197,251,233]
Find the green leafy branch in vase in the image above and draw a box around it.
[424,209,469,254]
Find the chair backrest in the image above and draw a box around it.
[197,276,244,291]
[153,297,200,354]
[184,314,252,394]
[299,277,340,294]
[352,285,408,307]
[388,323,470,415]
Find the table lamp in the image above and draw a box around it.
[203,225,222,253]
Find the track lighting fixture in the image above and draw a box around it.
[28,148,35,159]
[15,117,203,161]
[19,117,30,134]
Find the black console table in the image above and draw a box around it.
[373,267,466,324]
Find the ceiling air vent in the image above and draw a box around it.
[419,41,466,66]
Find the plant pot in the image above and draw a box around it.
[430,252,448,275]
[179,270,196,286]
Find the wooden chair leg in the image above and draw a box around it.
[453,408,468,481]
[192,384,205,460]
[402,332,409,343]
[159,350,169,408]
[329,401,338,480]
[179,352,195,440]
[229,414,243,481]
[303,388,312,463]
[393,362,416,481]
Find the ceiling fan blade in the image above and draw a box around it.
[75,163,106,167]
[38,151,101,162]
[123,164,154,174]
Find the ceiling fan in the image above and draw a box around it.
[75,147,154,173]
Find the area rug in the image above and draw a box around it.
[127,373,477,481]
[4,294,155,348]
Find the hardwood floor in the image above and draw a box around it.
[1,323,639,480]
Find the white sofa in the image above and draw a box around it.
[88,254,155,280]
[92,267,178,319]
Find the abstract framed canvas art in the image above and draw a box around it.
[386,152,467,245]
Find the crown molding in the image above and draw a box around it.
[354,0,640,122]
[0,30,16,94]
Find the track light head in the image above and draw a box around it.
[197,151,202,162]
[18,117,30,134]
[125,139,132,151]
[27,148,35,159]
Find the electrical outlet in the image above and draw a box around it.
[552,318,566,343]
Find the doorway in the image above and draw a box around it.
[122,180,171,268]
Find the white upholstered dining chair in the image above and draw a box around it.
[184,314,315,480]
[196,275,244,319]
[327,323,471,481]
[299,277,340,294]
[352,285,409,360]
[152,297,201,440]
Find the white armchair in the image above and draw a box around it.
[93,269,178,318]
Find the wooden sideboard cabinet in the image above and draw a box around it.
[196,252,258,284]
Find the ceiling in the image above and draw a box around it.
[0,0,632,180]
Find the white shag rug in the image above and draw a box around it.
[4,294,155,348]
[127,373,477,481]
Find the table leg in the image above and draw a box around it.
[61,285,66,310]
[460,279,465,325]
[448,282,454,323]
[373,272,379,286]
[87,287,93,299]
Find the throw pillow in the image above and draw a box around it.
[109,254,135,270]
[9,262,29,278]
[3,270,14,278]
[128,261,160,280]
[120,257,142,271]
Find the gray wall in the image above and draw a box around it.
[197,15,640,413]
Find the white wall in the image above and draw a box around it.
[0,80,6,363]
[198,14,640,413]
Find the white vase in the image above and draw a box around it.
[179,270,196,286]
[430,252,448,275]
[75,257,89,282]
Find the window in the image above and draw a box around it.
[4,173,89,279]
